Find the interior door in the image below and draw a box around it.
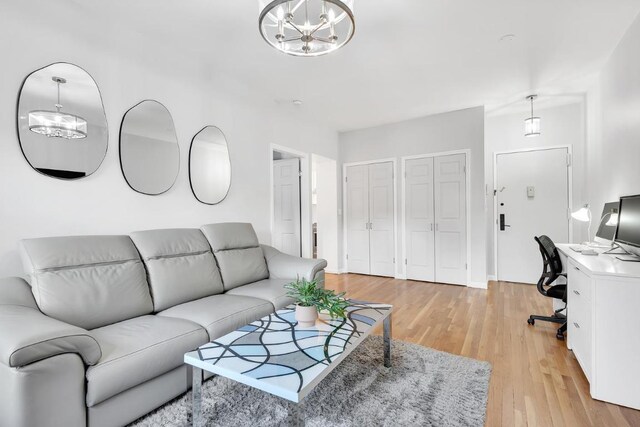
[404,157,435,282]
[273,158,301,257]
[346,164,370,274]
[434,154,467,285]
[369,162,395,277]
[496,148,570,284]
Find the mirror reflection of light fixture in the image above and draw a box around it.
[258,0,355,57]
[28,77,87,140]
[606,209,619,226]
[524,94,541,137]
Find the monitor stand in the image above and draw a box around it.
[604,243,640,262]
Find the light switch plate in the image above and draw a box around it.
[527,186,535,198]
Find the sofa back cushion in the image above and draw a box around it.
[19,236,153,330]
[130,229,224,311]
[201,223,269,291]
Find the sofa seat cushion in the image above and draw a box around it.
[86,315,207,407]
[158,294,274,341]
[226,279,294,311]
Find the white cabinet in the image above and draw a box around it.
[560,245,640,410]
[567,259,592,381]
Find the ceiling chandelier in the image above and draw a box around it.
[259,0,355,57]
[524,94,541,137]
[29,76,87,140]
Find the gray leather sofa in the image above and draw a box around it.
[0,223,327,427]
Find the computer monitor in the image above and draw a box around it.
[594,201,619,244]
[614,195,640,254]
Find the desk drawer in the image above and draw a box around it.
[568,259,592,301]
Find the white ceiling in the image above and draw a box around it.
[8,0,640,132]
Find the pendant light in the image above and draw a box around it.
[28,77,88,140]
[524,94,541,137]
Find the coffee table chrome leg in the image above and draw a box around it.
[383,313,392,368]
[286,400,304,426]
[192,366,203,427]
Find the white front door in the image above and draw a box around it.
[345,164,370,274]
[434,154,467,285]
[404,157,436,282]
[273,158,301,257]
[369,162,395,277]
[496,148,570,284]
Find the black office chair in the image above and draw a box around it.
[527,235,567,340]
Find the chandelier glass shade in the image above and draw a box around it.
[259,0,355,57]
[28,77,87,140]
[524,94,540,137]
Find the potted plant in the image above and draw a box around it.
[285,278,349,327]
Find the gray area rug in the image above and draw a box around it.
[131,336,491,427]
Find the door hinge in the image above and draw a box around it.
[393,258,396,264]
[463,165,466,174]
[346,254,349,260]
[345,176,348,183]
[405,259,408,265]
[566,153,572,167]
[298,171,303,177]
[465,263,468,270]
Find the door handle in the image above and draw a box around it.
[435,223,439,231]
[430,223,433,231]
[369,222,373,230]
[573,322,580,329]
[499,214,511,231]
[573,290,580,295]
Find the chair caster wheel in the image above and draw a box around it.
[556,333,565,340]
[527,318,535,325]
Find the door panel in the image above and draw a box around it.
[434,154,467,285]
[496,148,569,284]
[273,159,301,257]
[369,162,395,277]
[405,157,435,281]
[346,165,370,274]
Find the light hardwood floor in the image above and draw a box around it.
[325,273,640,427]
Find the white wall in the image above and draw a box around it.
[586,13,640,224]
[313,155,339,273]
[485,101,587,277]
[0,8,339,277]
[339,107,486,286]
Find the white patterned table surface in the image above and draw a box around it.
[184,301,393,402]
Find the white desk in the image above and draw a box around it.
[557,244,640,410]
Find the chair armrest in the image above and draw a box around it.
[261,245,328,282]
[0,277,101,368]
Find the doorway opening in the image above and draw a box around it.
[270,144,314,259]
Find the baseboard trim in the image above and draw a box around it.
[395,274,407,280]
[325,269,343,275]
[487,275,497,281]
[468,281,488,290]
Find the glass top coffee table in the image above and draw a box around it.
[184,301,393,426]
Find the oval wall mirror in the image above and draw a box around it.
[189,126,231,205]
[17,62,108,180]
[119,100,179,195]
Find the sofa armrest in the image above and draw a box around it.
[0,277,101,368]
[261,245,328,282]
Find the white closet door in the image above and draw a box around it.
[346,164,370,274]
[434,154,467,285]
[405,157,435,282]
[273,158,301,257]
[369,162,395,277]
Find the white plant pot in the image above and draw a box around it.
[295,305,318,328]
